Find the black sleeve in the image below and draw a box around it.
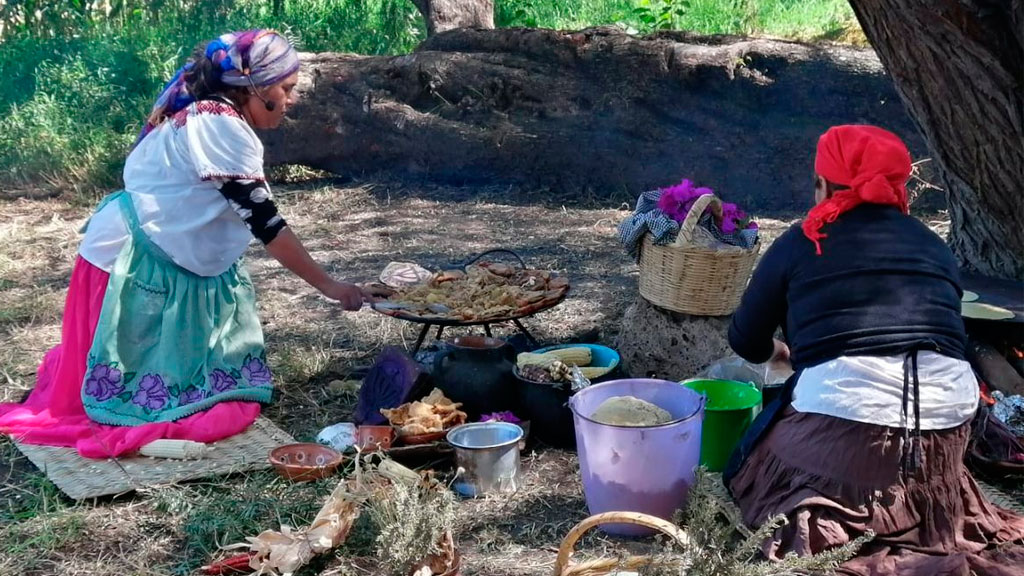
[218,179,288,245]
[728,229,793,364]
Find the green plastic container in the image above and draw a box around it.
[682,379,762,472]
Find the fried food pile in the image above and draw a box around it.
[374,262,570,322]
[380,388,468,436]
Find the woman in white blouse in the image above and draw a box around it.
[0,30,383,458]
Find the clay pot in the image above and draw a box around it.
[432,335,517,420]
[355,425,397,452]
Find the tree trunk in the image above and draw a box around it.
[262,27,925,212]
[847,1,1024,281]
[410,0,494,36]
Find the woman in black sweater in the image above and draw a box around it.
[726,125,1024,575]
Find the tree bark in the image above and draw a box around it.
[847,0,1024,281]
[410,0,494,36]
[262,27,925,212]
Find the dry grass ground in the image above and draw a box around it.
[0,180,1017,576]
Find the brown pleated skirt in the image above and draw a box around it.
[728,408,1024,576]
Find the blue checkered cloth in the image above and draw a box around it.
[618,189,680,260]
[618,190,758,261]
[696,212,759,250]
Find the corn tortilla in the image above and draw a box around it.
[961,301,1014,320]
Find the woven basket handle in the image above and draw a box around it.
[673,193,721,246]
[551,511,690,576]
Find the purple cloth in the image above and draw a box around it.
[355,347,421,425]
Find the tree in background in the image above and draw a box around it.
[410,0,494,35]
[848,0,1023,281]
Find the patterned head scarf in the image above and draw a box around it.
[802,124,913,255]
[136,29,299,144]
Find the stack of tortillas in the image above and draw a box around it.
[961,290,1015,320]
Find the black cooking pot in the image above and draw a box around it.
[513,367,576,449]
[432,335,517,421]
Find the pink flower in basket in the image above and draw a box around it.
[656,179,713,223]
[657,179,757,233]
[721,202,758,234]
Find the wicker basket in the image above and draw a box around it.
[638,194,760,316]
[552,511,690,576]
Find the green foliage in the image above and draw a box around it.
[497,0,639,29]
[365,474,456,574]
[661,469,873,576]
[633,0,691,33]
[0,0,858,192]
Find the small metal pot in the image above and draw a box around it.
[446,422,523,498]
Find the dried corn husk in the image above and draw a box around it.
[378,458,422,486]
[226,478,362,576]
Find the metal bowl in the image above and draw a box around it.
[446,422,524,498]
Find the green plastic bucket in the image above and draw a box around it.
[682,379,762,472]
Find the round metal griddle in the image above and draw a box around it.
[370,249,569,354]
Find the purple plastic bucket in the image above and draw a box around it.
[569,379,705,536]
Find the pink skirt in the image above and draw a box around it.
[0,257,262,458]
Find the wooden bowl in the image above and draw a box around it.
[268,443,345,482]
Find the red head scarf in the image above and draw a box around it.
[803,125,913,255]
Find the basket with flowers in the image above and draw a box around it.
[619,178,761,316]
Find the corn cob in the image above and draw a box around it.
[548,360,572,381]
[139,439,210,460]
[516,347,592,370]
[578,366,612,379]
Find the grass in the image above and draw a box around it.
[148,470,339,575]
[0,441,69,525]
[0,180,1020,574]
[0,0,860,195]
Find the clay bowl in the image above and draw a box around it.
[268,443,345,482]
[355,425,397,453]
[437,549,462,576]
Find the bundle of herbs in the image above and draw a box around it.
[646,468,873,576]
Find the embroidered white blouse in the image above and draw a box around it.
[80,100,274,277]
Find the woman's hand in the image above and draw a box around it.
[770,338,791,367]
[319,281,365,311]
[265,230,385,311]
[358,282,396,302]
